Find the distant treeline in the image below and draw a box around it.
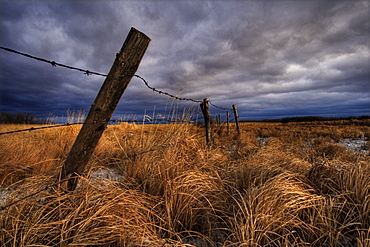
[0,112,48,124]
[241,115,370,123]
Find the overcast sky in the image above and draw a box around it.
[0,0,369,121]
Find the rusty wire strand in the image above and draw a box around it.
[110,118,193,124]
[1,46,233,120]
[135,76,233,110]
[0,118,196,136]
[209,100,233,111]
[134,74,203,103]
[0,46,108,77]
[0,123,83,136]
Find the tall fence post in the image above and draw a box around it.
[232,104,240,133]
[60,27,151,191]
[200,98,212,146]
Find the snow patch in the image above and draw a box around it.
[0,168,124,209]
[258,136,269,146]
[0,188,10,208]
[337,137,368,155]
[89,168,124,184]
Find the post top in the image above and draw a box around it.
[130,27,151,41]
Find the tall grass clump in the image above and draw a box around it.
[225,173,323,246]
[1,174,163,246]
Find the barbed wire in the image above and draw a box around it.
[134,75,202,103]
[0,46,108,77]
[0,117,196,136]
[110,118,193,124]
[134,75,233,111]
[135,75,234,110]
[209,100,233,111]
[0,123,83,136]
[1,46,234,116]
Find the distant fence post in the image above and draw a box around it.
[232,104,240,133]
[200,98,212,146]
[60,27,151,191]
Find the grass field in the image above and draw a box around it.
[0,120,369,246]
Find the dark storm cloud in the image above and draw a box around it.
[0,0,369,120]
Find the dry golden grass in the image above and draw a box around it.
[0,120,369,246]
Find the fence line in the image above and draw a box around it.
[110,118,193,124]
[0,116,199,136]
[0,115,237,136]
[1,46,233,111]
[1,45,241,143]
[0,28,241,202]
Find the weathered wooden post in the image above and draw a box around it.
[232,104,240,133]
[200,98,212,146]
[60,27,151,191]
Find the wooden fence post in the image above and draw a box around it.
[232,104,240,133]
[60,27,151,191]
[200,98,212,146]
